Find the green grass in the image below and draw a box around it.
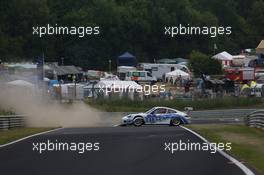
[186,124,264,175]
[85,97,264,112]
[0,109,15,115]
[0,128,55,145]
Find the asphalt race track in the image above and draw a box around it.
[0,126,249,175]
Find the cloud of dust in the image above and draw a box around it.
[0,85,113,128]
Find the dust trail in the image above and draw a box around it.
[0,85,108,127]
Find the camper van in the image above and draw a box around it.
[138,63,190,81]
[117,66,137,80]
[125,70,157,84]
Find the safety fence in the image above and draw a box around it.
[245,110,264,129]
[0,115,24,130]
[188,109,257,118]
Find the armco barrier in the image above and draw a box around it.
[188,109,257,118]
[245,110,264,129]
[0,115,24,130]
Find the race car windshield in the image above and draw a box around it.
[145,108,156,114]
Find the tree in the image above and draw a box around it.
[0,0,263,70]
[189,50,222,77]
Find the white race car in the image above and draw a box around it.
[121,107,190,126]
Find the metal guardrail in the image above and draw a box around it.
[245,110,264,129]
[0,115,24,130]
[189,109,257,118]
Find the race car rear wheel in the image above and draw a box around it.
[170,118,181,126]
[133,117,144,127]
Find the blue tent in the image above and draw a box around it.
[117,52,137,66]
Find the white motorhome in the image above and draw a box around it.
[138,63,190,81]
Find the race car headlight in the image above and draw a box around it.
[122,115,131,120]
[185,115,191,119]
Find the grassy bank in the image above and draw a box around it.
[85,97,264,112]
[0,128,55,145]
[0,109,15,115]
[186,124,264,175]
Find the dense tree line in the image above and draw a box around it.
[0,0,263,70]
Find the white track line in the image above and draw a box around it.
[180,126,255,175]
[0,128,63,148]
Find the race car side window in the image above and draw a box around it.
[152,109,159,115]
[152,108,167,114]
[167,109,177,114]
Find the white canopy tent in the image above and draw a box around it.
[212,51,233,66]
[165,69,190,83]
[212,51,233,61]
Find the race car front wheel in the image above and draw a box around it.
[133,117,144,127]
[171,118,181,126]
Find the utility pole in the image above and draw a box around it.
[61,57,64,66]
[109,59,112,73]
[213,43,217,55]
[42,52,45,80]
